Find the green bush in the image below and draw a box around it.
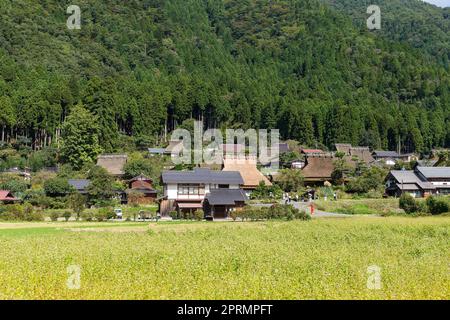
[169,211,178,220]
[81,211,94,222]
[399,193,419,214]
[193,209,204,221]
[229,210,238,221]
[62,211,72,222]
[294,209,311,221]
[50,211,60,222]
[0,204,44,221]
[96,207,114,221]
[426,196,449,215]
[43,178,73,197]
[7,204,24,220]
[27,210,44,222]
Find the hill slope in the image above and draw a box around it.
[0,0,448,154]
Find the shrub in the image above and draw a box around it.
[426,196,449,215]
[62,211,72,222]
[294,209,311,221]
[67,193,86,220]
[50,211,59,222]
[268,204,297,220]
[229,210,238,221]
[286,210,294,221]
[169,211,178,220]
[94,210,107,222]
[28,210,44,222]
[183,211,192,220]
[193,209,204,221]
[81,211,94,222]
[43,178,73,197]
[97,207,114,221]
[399,193,419,214]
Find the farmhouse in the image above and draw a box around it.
[415,166,450,195]
[159,168,247,219]
[0,190,19,204]
[96,154,128,176]
[385,170,435,198]
[373,151,417,166]
[68,179,91,194]
[335,144,375,165]
[301,153,335,185]
[222,156,272,192]
[385,166,450,197]
[126,174,158,204]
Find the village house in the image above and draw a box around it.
[68,179,91,194]
[96,154,128,177]
[415,167,450,195]
[159,168,247,219]
[335,144,375,165]
[0,190,19,204]
[301,148,324,155]
[126,174,158,204]
[372,151,418,166]
[301,153,335,185]
[385,166,450,197]
[222,156,272,194]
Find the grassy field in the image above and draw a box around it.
[315,198,404,215]
[0,217,449,300]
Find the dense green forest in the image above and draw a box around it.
[0,0,449,156]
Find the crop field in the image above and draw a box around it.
[0,217,449,300]
[315,198,405,215]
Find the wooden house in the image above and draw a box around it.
[159,168,247,219]
[126,174,158,204]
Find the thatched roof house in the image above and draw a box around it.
[301,154,335,184]
[335,143,375,165]
[96,154,128,176]
[223,157,272,190]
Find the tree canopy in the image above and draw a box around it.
[0,0,448,156]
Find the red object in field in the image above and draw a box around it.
[310,204,315,215]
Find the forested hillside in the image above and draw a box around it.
[323,0,450,67]
[0,0,449,155]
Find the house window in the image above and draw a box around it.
[218,184,229,189]
[178,184,205,196]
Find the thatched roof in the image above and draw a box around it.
[335,143,352,154]
[96,154,128,176]
[335,144,374,164]
[349,147,375,164]
[223,157,272,189]
[301,155,335,181]
[165,140,183,154]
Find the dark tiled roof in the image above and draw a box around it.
[373,151,400,158]
[148,148,165,154]
[416,166,450,179]
[68,179,91,191]
[389,171,435,190]
[278,143,290,154]
[162,168,244,185]
[205,189,248,205]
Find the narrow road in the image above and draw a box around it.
[292,201,350,218]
